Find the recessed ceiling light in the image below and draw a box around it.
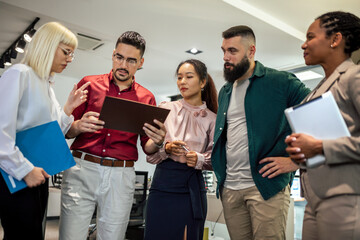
[186,48,203,55]
[295,70,323,81]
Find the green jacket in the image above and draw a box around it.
[211,61,310,200]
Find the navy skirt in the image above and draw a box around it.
[144,159,207,240]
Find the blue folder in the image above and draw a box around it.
[0,121,75,193]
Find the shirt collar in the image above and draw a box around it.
[109,70,136,91]
[223,60,264,92]
[179,99,208,117]
[48,75,55,85]
[180,98,207,111]
[249,61,265,81]
[334,58,355,74]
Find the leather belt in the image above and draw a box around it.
[72,150,134,167]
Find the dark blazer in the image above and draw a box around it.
[304,59,360,199]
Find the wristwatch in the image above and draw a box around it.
[155,141,165,149]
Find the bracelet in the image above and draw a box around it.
[155,141,164,149]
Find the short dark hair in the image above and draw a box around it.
[176,59,218,113]
[316,11,360,55]
[116,31,146,57]
[222,25,256,45]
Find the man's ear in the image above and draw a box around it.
[248,44,256,59]
[138,58,144,70]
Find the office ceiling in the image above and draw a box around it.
[1,0,359,100]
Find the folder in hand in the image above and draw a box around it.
[0,121,75,193]
[284,91,350,168]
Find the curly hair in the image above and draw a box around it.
[316,11,360,55]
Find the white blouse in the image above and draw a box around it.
[146,99,216,170]
[0,64,73,180]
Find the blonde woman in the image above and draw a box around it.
[0,22,88,239]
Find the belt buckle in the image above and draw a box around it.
[100,157,115,167]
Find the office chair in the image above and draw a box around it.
[51,172,63,189]
[87,209,97,240]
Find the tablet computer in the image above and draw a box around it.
[99,96,170,135]
[285,91,350,168]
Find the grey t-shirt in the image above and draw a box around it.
[224,79,255,190]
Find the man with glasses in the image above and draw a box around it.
[59,31,166,240]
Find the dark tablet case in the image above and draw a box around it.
[99,96,170,135]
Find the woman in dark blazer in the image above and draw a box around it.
[285,11,360,240]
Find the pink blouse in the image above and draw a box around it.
[146,99,216,170]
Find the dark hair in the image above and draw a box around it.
[222,25,256,45]
[316,11,360,55]
[176,59,218,113]
[116,31,146,57]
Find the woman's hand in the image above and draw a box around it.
[23,167,50,188]
[165,140,187,156]
[185,151,198,168]
[63,82,91,116]
[285,133,323,164]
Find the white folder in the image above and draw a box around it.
[284,91,350,168]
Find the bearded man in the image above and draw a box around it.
[211,25,310,240]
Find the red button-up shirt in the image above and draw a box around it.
[70,71,156,161]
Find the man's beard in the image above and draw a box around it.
[223,56,250,83]
[113,68,131,82]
